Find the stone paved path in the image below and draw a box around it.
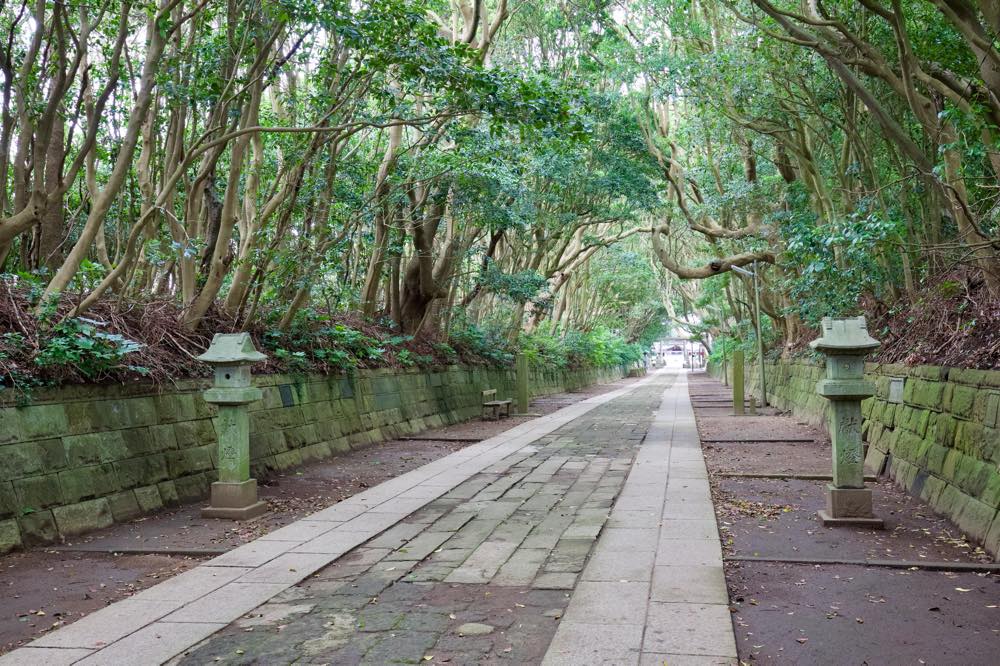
[2,370,736,665]
[544,372,736,665]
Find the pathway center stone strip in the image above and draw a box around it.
[0,374,654,666]
[542,372,738,666]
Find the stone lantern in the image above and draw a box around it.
[197,333,268,520]
[810,317,883,527]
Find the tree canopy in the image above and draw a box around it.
[1,0,999,388]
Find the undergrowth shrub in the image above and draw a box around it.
[35,318,147,379]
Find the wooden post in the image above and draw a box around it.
[516,352,530,414]
[732,349,745,416]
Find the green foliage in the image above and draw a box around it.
[0,333,43,403]
[778,192,901,325]
[519,327,643,370]
[448,316,515,366]
[480,263,549,305]
[264,317,387,370]
[35,319,146,379]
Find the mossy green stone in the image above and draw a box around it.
[1,439,66,478]
[0,481,17,517]
[951,385,977,418]
[985,516,1000,557]
[173,473,209,502]
[149,424,179,451]
[59,464,120,503]
[18,404,68,441]
[53,498,113,536]
[114,454,168,487]
[14,474,63,509]
[173,419,216,447]
[0,519,21,554]
[0,409,21,445]
[107,490,141,521]
[157,480,179,505]
[18,510,57,544]
[133,485,163,513]
[954,497,995,542]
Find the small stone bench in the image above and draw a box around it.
[481,389,512,420]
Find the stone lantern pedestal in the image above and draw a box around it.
[810,317,883,528]
[198,333,268,520]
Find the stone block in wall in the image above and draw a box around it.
[910,365,949,381]
[63,402,100,436]
[273,449,303,470]
[157,480,179,506]
[917,474,946,507]
[980,474,1000,510]
[986,393,1000,429]
[113,454,168,488]
[17,404,68,441]
[119,427,167,457]
[149,424,179,452]
[116,398,160,430]
[165,446,213,478]
[0,480,16,517]
[18,510,57,544]
[134,485,164,513]
[14,473,63,510]
[312,400,335,421]
[941,448,960,481]
[907,380,944,411]
[250,430,285,458]
[867,422,886,452]
[931,413,957,448]
[107,490,141,522]
[283,424,320,450]
[59,463,120,504]
[63,432,128,466]
[893,430,922,462]
[932,483,968,521]
[0,518,21,554]
[951,384,977,419]
[312,419,339,444]
[329,437,350,454]
[1,438,66,479]
[890,456,918,490]
[986,516,1000,558]
[954,420,990,458]
[173,419,216,448]
[953,496,996,543]
[152,393,199,424]
[300,442,332,466]
[173,473,210,503]
[0,409,21,445]
[924,444,949,476]
[950,368,1000,388]
[865,446,888,476]
[53,498,113,536]
[952,454,992,497]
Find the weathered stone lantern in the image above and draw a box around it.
[198,333,268,520]
[810,317,883,527]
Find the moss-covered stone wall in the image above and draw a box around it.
[709,359,1000,558]
[0,364,623,552]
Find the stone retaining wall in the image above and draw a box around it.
[0,364,623,552]
[709,359,1000,558]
